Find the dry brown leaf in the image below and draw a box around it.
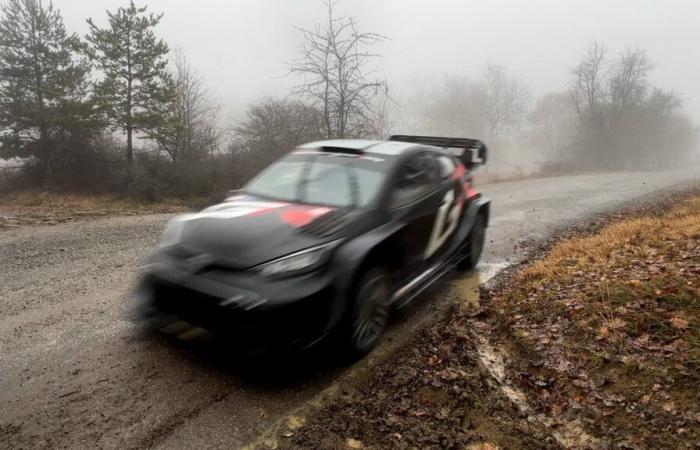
[634,334,651,348]
[346,438,363,448]
[670,316,689,330]
[663,339,686,353]
[608,318,626,329]
[662,402,675,413]
[479,443,499,450]
[468,443,499,450]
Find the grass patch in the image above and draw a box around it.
[0,191,191,229]
[493,196,700,447]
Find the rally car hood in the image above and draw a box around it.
[167,195,353,269]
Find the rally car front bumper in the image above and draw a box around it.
[133,253,340,352]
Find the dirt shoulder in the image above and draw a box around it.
[279,189,700,450]
[0,192,188,229]
[487,195,700,449]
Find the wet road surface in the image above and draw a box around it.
[1,168,698,449]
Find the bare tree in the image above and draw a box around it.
[150,49,221,165]
[474,63,529,143]
[568,43,697,169]
[407,75,483,137]
[571,42,607,122]
[608,48,653,117]
[528,92,577,160]
[360,84,394,139]
[406,67,528,145]
[288,0,387,139]
[231,97,324,179]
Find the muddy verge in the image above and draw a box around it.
[276,187,700,450]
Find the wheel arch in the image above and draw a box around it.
[331,222,406,318]
[465,196,491,230]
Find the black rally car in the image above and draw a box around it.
[134,135,490,356]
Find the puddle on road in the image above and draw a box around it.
[452,261,510,309]
[452,271,481,308]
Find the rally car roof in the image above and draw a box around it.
[297,139,420,157]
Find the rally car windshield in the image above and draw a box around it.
[244,153,386,207]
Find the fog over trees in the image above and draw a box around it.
[0,0,697,198]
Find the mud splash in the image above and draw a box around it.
[244,262,581,450]
[452,262,600,448]
[475,337,600,448]
[241,384,339,450]
[244,266,497,450]
[462,267,601,450]
[452,261,509,308]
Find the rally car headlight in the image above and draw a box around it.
[160,217,185,247]
[256,240,343,277]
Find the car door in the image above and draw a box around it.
[423,152,465,264]
[388,151,449,279]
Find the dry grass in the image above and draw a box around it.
[493,196,700,448]
[522,197,700,283]
[0,192,189,229]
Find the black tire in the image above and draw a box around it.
[345,267,391,357]
[459,214,486,270]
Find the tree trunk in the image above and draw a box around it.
[39,126,50,183]
[126,125,133,169]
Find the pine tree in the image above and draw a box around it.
[0,0,97,180]
[86,1,174,169]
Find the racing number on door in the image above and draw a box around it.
[423,189,461,259]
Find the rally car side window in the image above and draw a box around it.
[390,152,439,208]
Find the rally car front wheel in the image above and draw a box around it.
[346,267,391,357]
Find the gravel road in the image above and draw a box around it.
[1,168,698,449]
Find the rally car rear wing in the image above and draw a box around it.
[389,135,487,170]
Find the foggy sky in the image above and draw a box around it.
[54,0,700,125]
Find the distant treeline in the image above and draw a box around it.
[406,46,697,176]
[0,0,696,200]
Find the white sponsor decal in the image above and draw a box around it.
[177,200,288,222]
[423,190,462,259]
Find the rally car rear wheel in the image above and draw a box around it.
[347,268,390,356]
[460,214,486,270]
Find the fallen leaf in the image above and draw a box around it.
[640,394,651,404]
[670,317,689,330]
[476,443,499,450]
[286,415,305,430]
[608,318,626,330]
[634,334,651,348]
[663,339,686,353]
[347,438,363,448]
[662,402,675,413]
